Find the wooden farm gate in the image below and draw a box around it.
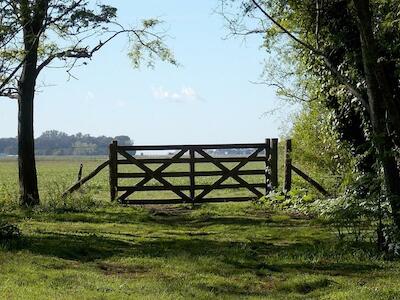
[108,139,279,205]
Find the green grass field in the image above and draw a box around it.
[1,157,400,299]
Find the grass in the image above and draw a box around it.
[1,157,400,299]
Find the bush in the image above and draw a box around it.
[0,222,21,240]
[288,101,356,195]
[315,196,375,242]
[256,189,316,213]
[257,171,389,249]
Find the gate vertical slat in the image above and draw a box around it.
[189,149,196,204]
[271,138,279,190]
[109,140,118,201]
[265,138,271,194]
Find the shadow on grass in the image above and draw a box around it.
[0,210,151,225]
[7,231,381,278]
[1,209,309,230]
[1,203,383,295]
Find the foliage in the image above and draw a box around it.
[220,0,400,243]
[0,0,176,96]
[289,101,356,195]
[308,170,390,246]
[0,222,21,240]
[257,189,315,213]
[383,225,400,257]
[260,166,390,248]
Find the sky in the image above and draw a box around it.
[0,0,294,145]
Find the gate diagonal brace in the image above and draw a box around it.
[195,148,264,200]
[118,149,191,202]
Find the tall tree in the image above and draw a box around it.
[221,0,400,228]
[0,1,175,206]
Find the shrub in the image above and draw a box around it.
[0,222,21,240]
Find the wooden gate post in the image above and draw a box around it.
[109,140,118,201]
[284,139,292,193]
[265,138,271,194]
[189,149,196,204]
[270,138,279,190]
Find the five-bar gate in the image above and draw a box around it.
[109,139,278,205]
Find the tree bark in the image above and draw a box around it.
[18,57,40,206]
[18,39,40,206]
[353,0,400,228]
[17,1,46,206]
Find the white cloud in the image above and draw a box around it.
[152,86,204,103]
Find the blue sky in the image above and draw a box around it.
[0,0,292,144]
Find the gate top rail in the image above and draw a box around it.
[117,143,267,151]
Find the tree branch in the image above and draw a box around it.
[35,29,127,74]
[36,27,168,75]
[251,0,370,113]
[44,0,85,28]
[315,0,321,49]
[0,59,25,92]
[0,87,18,99]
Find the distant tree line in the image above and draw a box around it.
[0,131,133,156]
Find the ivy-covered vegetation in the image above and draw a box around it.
[221,0,400,254]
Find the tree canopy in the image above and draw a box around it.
[0,0,175,97]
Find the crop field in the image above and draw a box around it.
[1,157,400,299]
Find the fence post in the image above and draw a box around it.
[265,138,271,194]
[77,163,83,181]
[270,138,279,190]
[109,140,118,201]
[189,148,196,205]
[284,139,292,193]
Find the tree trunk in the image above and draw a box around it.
[353,0,400,228]
[18,9,41,206]
[18,69,39,206]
